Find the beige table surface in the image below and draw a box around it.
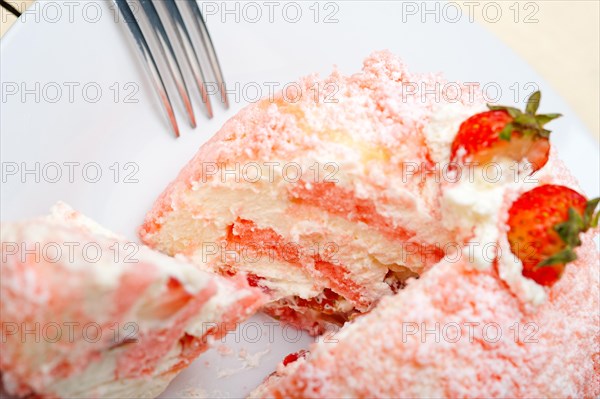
[1,0,599,140]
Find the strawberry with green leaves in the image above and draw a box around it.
[451,91,561,173]
[506,184,599,286]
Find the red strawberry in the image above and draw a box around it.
[451,91,561,173]
[506,184,599,286]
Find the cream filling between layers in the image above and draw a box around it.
[163,177,444,305]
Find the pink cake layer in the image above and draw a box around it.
[288,180,444,259]
[225,218,366,308]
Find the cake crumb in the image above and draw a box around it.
[217,347,271,378]
[238,347,270,368]
[216,345,234,356]
[177,386,229,398]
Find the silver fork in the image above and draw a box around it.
[113,0,228,137]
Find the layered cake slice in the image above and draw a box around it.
[0,202,264,398]
[140,51,484,334]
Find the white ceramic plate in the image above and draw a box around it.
[1,1,598,397]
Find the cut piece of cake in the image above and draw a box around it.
[249,224,599,398]
[140,51,485,334]
[0,202,264,398]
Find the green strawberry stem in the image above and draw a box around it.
[487,91,562,141]
[537,197,600,268]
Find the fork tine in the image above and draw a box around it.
[186,0,229,108]
[139,0,196,128]
[163,0,213,118]
[112,0,180,137]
